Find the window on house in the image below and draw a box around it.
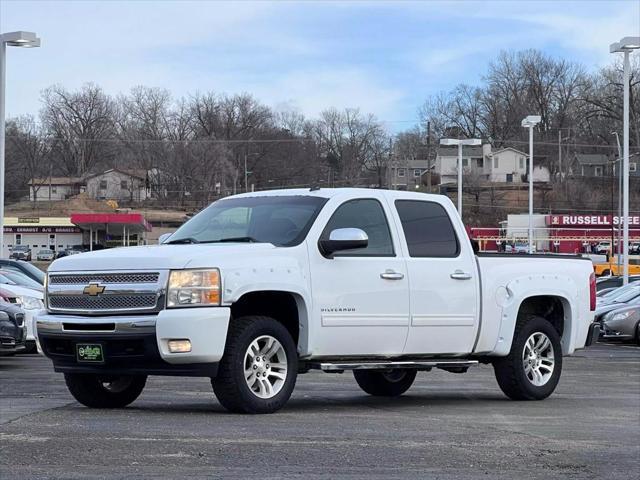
[397,168,406,177]
[493,157,499,169]
[413,169,421,177]
[519,157,525,169]
[475,158,484,168]
[51,186,57,194]
[99,180,107,190]
[462,158,469,168]
[121,180,128,190]
[631,162,637,172]
[594,166,603,177]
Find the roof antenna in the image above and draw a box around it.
[309,185,321,191]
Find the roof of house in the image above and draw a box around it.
[491,147,528,157]
[28,176,83,186]
[84,168,147,181]
[436,146,484,157]
[574,154,610,165]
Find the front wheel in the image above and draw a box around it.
[212,316,298,414]
[353,369,417,396]
[493,315,562,400]
[64,373,146,408]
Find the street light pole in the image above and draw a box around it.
[0,31,41,258]
[610,36,640,285]
[612,132,622,272]
[522,115,541,254]
[440,137,481,219]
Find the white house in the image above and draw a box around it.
[486,147,528,183]
[435,144,490,184]
[28,177,84,202]
[435,145,550,185]
[85,169,149,202]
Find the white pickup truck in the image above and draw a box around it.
[36,189,599,413]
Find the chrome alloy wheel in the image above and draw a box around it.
[244,335,288,399]
[522,332,555,387]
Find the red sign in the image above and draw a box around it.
[546,215,640,227]
[3,226,82,233]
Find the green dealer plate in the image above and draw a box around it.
[76,344,104,363]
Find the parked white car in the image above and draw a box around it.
[595,242,611,254]
[37,188,597,413]
[0,282,44,353]
[36,249,56,261]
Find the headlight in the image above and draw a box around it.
[609,310,633,323]
[18,295,44,310]
[167,269,221,308]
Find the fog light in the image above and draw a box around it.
[168,339,191,353]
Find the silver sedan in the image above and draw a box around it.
[601,305,640,344]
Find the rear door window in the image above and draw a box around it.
[395,200,460,257]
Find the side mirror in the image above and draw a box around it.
[319,228,368,257]
[158,233,173,245]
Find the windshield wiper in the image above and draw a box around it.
[165,237,199,244]
[211,236,259,243]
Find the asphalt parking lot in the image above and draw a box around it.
[1,343,638,480]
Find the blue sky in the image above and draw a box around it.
[2,0,639,130]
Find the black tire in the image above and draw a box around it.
[635,323,640,346]
[64,373,146,408]
[601,269,611,277]
[493,315,562,400]
[212,316,298,414]
[353,369,417,396]
[21,341,37,354]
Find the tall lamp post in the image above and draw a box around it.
[0,31,41,258]
[610,36,640,285]
[439,138,481,216]
[522,115,541,254]
[612,131,622,273]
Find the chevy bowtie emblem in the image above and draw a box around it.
[83,283,106,296]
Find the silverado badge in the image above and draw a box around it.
[83,283,106,296]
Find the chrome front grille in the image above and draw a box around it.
[49,272,160,284]
[47,271,166,315]
[49,294,158,311]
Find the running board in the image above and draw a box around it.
[307,359,478,373]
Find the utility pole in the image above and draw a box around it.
[558,130,562,183]
[426,121,432,191]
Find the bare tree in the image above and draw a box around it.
[41,83,116,176]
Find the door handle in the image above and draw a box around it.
[380,270,404,280]
[450,270,472,280]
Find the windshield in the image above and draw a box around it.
[601,282,640,302]
[0,270,43,290]
[12,246,29,251]
[167,195,328,247]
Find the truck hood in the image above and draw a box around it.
[48,243,279,272]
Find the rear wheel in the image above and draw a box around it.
[493,315,562,400]
[64,373,146,408]
[353,369,417,396]
[212,316,298,414]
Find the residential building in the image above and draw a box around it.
[85,168,150,202]
[435,144,489,184]
[613,152,640,177]
[390,159,430,190]
[434,144,551,185]
[573,154,610,177]
[486,147,529,183]
[28,177,84,201]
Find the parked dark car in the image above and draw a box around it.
[0,303,26,356]
[9,245,32,261]
[0,259,45,285]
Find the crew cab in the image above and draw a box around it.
[36,189,598,413]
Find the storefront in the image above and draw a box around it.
[470,214,640,253]
[70,212,152,250]
[2,217,83,258]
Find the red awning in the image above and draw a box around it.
[70,213,152,233]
